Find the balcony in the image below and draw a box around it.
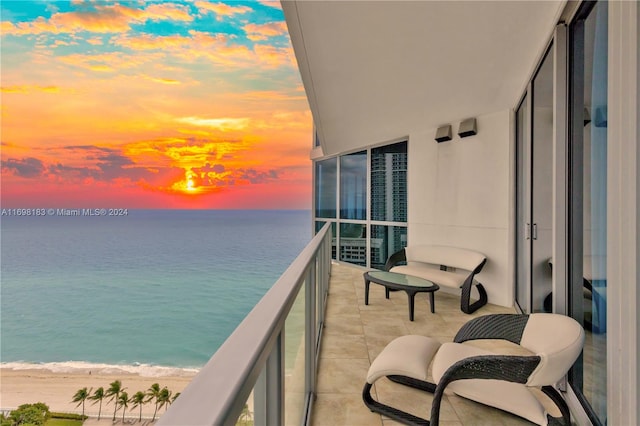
[160,223,543,425]
[313,261,530,426]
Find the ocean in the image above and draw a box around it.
[0,209,311,376]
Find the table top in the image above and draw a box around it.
[365,270,438,289]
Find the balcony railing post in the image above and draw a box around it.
[254,331,284,426]
[305,262,317,398]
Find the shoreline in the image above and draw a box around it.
[0,367,197,419]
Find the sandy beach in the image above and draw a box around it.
[0,368,197,423]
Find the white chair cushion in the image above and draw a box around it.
[405,245,485,272]
[366,335,441,384]
[520,314,585,386]
[390,264,468,288]
[431,342,549,425]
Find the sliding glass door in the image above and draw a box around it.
[569,1,608,424]
[515,45,554,314]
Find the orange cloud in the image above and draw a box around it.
[195,1,252,20]
[86,37,103,45]
[256,1,282,10]
[253,44,296,68]
[58,51,161,72]
[141,3,193,23]
[243,22,287,41]
[141,75,182,85]
[239,90,307,102]
[112,32,227,51]
[1,85,62,94]
[0,3,194,36]
[111,30,294,70]
[176,117,250,132]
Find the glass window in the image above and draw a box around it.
[315,158,337,218]
[370,225,407,270]
[315,221,337,260]
[339,223,366,266]
[371,141,407,222]
[313,142,408,268]
[569,1,608,423]
[340,151,367,220]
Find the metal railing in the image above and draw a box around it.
[158,223,332,426]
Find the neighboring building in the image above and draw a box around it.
[285,1,639,425]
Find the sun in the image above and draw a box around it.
[170,170,201,194]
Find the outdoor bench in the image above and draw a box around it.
[385,245,488,314]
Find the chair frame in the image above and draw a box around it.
[362,314,573,426]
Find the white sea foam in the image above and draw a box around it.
[0,361,200,377]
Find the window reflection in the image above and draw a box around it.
[371,142,407,222]
[315,158,337,218]
[340,151,367,220]
[370,225,407,270]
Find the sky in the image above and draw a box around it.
[0,0,312,209]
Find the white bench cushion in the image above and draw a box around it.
[366,335,441,384]
[432,342,548,426]
[390,264,469,288]
[405,245,486,272]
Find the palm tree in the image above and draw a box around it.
[146,383,161,421]
[71,387,91,419]
[171,392,180,404]
[130,391,146,422]
[157,387,172,412]
[105,380,124,421]
[88,387,105,420]
[239,403,252,426]
[118,391,129,423]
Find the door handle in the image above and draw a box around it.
[532,223,538,240]
[525,223,530,240]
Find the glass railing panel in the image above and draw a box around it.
[158,223,330,426]
[284,279,306,425]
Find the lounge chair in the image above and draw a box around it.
[363,313,584,425]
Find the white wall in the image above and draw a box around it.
[407,110,513,307]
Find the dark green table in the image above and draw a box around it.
[364,270,439,321]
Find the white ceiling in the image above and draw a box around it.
[283,0,565,155]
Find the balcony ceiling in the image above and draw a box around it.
[283,0,565,155]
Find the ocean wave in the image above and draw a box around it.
[0,361,200,377]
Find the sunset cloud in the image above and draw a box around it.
[1,157,46,178]
[140,75,182,85]
[1,85,61,94]
[58,51,160,72]
[244,22,287,41]
[0,3,194,36]
[1,0,311,209]
[142,3,193,23]
[176,117,250,132]
[195,1,252,20]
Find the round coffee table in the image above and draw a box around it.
[363,271,439,321]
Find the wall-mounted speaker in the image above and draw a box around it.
[435,124,452,143]
[458,118,477,138]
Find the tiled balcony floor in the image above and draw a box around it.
[312,262,537,426]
